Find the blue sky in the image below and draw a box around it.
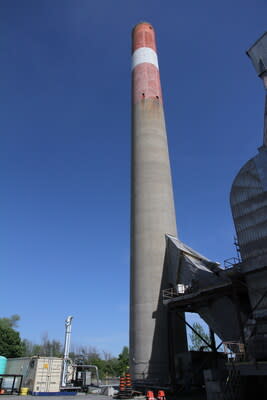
[1,0,266,356]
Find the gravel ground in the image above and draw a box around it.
[0,394,206,400]
[0,396,111,400]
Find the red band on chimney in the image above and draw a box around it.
[132,23,162,104]
[132,23,157,53]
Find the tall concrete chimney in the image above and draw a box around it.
[130,22,187,384]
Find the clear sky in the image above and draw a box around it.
[1,0,266,356]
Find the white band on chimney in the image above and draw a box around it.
[132,47,159,70]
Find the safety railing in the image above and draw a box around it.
[223,257,241,269]
[162,287,177,300]
[223,341,246,362]
[162,284,193,300]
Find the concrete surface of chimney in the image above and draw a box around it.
[130,22,187,384]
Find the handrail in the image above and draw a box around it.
[223,257,241,269]
[223,341,245,362]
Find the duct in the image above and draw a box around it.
[165,235,226,290]
[230,148,267,262]
[164,235,245,342]
[62,316,73,387]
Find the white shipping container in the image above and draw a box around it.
[6,357,63,393]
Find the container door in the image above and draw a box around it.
[34,359,50,392]
[46,359,62,392]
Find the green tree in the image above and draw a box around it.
[101,352,119,378]
[22,339,34,356]
[23,338,62,357]
[117,346,129,376]
[0,315,20,330]
[189,322,211,351]
[39,333,62,357]
[0,325,25,357]
[0,315,25,357]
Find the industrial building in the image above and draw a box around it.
[1,21,267,400]
[130,22,267,399]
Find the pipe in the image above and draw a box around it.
[61,316,73,387]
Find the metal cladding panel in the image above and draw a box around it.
[246,270,267,317]
[230,149,267,261]
[198,299,242,342]
[165,235,224,290]
[179,254,223,290]
[247,32,267,76]
[164,235,212,286]
[6,358,36,390]
[166,235,211,261]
